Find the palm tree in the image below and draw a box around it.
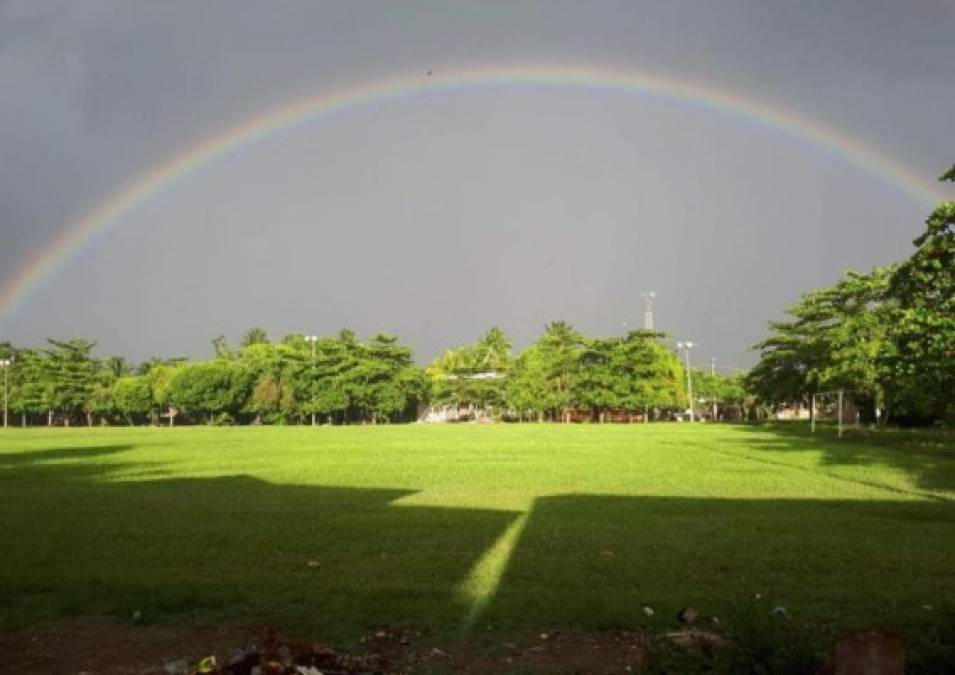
[104,356,132,379]
[476,326,512,372]
[241,327,269,347]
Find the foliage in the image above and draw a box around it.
[570,333,686,419]
[44,339,101,424]
[113,376,155,423]
[1,321,691,426]
[241,327,269,348]
[749,164,953,425]
[427,327,513,411]
[747,268,893,421]
[505,321,584,419]
[882,167,954,423]
[169,360,252,421]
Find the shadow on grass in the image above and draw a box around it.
[483,494,955,635]
[2,443,954,663]
[0,444,135,467]
[734,422,955,496]
[0,449,519,640]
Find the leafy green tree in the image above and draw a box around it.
[113,376,155,424]
[749,166,953,426]
[136,356,187,376]
[535,321,584,419]
[84,385,117,426]
[506,344,551,421]
[691,369,753,419]
[249,374,295,423]
[169,360,250,423]
[473,326,512,373]
[241,327,269,347]
[750,267,894,421]
[45,339,100,426]
[211,334,232,359]
[747,287,834,413]
[615,332,686,413]
[427,327,512,414]
[347,334,420,423]
[146,364,182,423]
[104,356,133,379]
[5,348,48,426]
[883,167,954,423]
[572,338,621,421]
[299,335,357,424]
[238,341,302,423]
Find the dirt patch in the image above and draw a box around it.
[0,619,660,674]
[0,617,247,674]
[365,627,650,674]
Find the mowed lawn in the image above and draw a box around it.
[1,423,953,642]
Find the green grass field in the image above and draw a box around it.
[1,423,953,647]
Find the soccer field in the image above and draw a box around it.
[1,423,952,643]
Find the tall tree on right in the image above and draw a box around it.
[883,166,954,423]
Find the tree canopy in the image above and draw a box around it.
[748,164,954,425]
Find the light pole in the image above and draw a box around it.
[304,335,318,426]
[641,291,656,331]
[677,341,696,422]
[711,357,718,421]
[0,357,12,429]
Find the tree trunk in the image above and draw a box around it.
[87,412,93,427]
[934,397,948,425]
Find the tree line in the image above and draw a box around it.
[1,325,749,427]
[427,323,751,422]
[2,166,948,428]
[746,166,954,426]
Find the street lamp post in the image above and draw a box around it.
[677,341,696,422]
[641,291,656,331]
[711,357,718,421]
[0,358,12,429]
[305,335,318,426]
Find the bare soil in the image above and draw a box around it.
[1,618,658,674]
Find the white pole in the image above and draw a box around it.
[678,342,695,422]
[311,338,316,427]
[710,357,717,421]
[810,393,815,434]
[838,390,844,439]
[642,291,656,330]
[2,360,8,429]
[686,351,694,423]
[305,335,318,427]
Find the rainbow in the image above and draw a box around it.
[0,63,946,322]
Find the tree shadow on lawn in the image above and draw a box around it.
[0,444,135,468]
[483,494,955,638]
[0,451,520,641]
[734,423,955,496]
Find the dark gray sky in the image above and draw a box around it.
[1,1,953,368]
